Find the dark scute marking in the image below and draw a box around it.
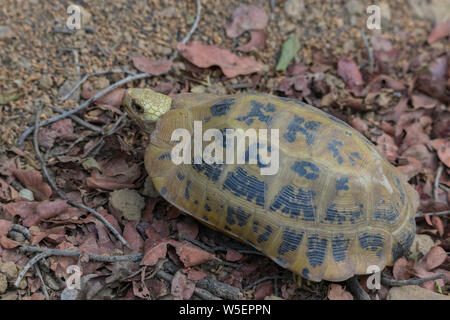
[323,203,363,224]
[161,187,167,195]
[226,207,251,227]
[332,234,350,262]
[291,161,319,180]
[351,152,362,160]
[158,153,171,160]
[335,177,349,191]
[392,231,415,261]
[374,200,400,223]
[275,257,288,268]
[177,172,185,181]
[395,177,405,205]
[301,268,310,279]
[224,225,231,231]
[328,140,344,164]
[235,100,275,126]
[204,203,211,212]
[348,152,362,166]
[283,115,321,145]
[185,180,191,200]
[277,228,304,255]
[359,233,384,258]
[223,167,265,207]
[194,200,198,204]
[244,143,271,168]
[270,185,315,221]
[192,160,224,182]
[257,225,273,243]
[202,215,209,221]
[307,234,328,268]
[210,98,235,116]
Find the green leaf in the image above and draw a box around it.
[0,90,22,104]
[276,36,300,71]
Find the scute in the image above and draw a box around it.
[145,93,419,281]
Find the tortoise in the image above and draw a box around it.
[123,88,419,282]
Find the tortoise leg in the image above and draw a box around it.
[346,276,371,300]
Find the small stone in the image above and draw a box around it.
[284,0,305,18]
[410,234,435,256]
[38,74,53,90]
[0,26,14,40]
[0,274,7,293]
[387,285,450,300]
[0,262,18,282]
[344,0,364,15]
[18,279,27,290]
[58,76,81,102]
[110,189,145,221]
[19,188,34,201]
[61,288,79,300]
[92,77,110,90]
[158,7,177,18]
[379,2,391,21]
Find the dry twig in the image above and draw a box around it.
[381,273,445,287]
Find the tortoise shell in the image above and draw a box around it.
[144,92,419,282]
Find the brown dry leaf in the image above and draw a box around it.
[177,41,263,78]
[131,56,172,75]
[23,199,69,227]
[123,222,144,253]
[140,239,177,266]
[376,133,398,163]
[81,82,125,107]
[327,284,353,300]
[337,58,364,95]
[171,270,195,300]
[87,168,139,190]
[396,157,423,180]
[175,241,215,267]
[3,201,38,220]
[431,216,444,237]
[427,20,450,44]
[186,269,207,281]
[176,217,199,239]
[416,246,447,272]
[225,5,268,38]
[411,94,438,109]
[393,257,413,280]
[38,119,77,149]
[0,236,20,249]
[431,138,450,167]
[237,30,267,52]
[226,248,243,262]
[0,220,12,237]
[254,280,273,300]
[13,169,52,201]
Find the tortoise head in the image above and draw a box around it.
[123,88,172,132]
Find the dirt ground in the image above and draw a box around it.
[0,0,449,300]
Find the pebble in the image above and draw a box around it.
[387,285,450,300]
[19,188,34,201]
[0,274,7,294]
[0,262,18,282]
[0,26,14,40]
[110,189,145,221]
[284,0,305,18]
[38,74,53,90]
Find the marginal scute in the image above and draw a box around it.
[144,92,419,282]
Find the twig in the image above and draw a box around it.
[360,29,374,74]
[415,210,450,219]
[346,276,371,300]
[169,0,202,60]
[243,276,285,291]
[52,106,102,133]
[434,164,444,202]
[72,49,80,77]
[34,264,49,300]
[196,277,243,300]
[18,73,151,146]
[15,252,49,287]
[156,269,221,300]
[32,105,132,249]
[19,245,143,262]
[59,69,135,103]
[381,273,445,287]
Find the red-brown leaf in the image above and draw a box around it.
[175,241,215,267]
[177,41,263,78]
[237,30,267,52]
[327,284,353,300]
[171,270,195,300]
[225,5,268,38]
[13,169,52,201]
[254,280,273,300]
[131,56,172,75]
[225,249,243,262]
[431,138,450,167]
[427,20,450,44]
[123,221,144,253]
[23,199,69,227]
[337,58,364,95]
